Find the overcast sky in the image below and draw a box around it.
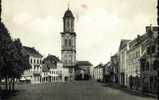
[2,0,157,66]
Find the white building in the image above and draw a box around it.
[42,55,69,82]
[21,46,43,84]
[119,40,131,86]
[93,64,104,81]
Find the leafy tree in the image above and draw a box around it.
[0,22,13,89]
[8,39,31,91]
[0,21,31,91]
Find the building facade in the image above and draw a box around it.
[140,26,158,93]
[126,35,143,89]
[110,53,120,84]
[75,61,92,80]
[103,62,112,83]
[118,26,158,93]
[21,46,43,84]
[93,64,104,81]
[42,55,69,82]
[61,8,76,80]
[119,39,131,86]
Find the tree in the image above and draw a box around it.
[8,39,31,91]
[3,38,31,91]
[0,21,31,91]
[0,22,13,90]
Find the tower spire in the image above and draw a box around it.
[67,0,70,9]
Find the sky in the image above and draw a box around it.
[2,0,157,66]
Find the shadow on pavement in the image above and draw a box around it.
[1,89,26,100]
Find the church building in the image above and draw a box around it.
[61,8,76,80]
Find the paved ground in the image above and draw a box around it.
[5,81,156,100]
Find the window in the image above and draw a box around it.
[146,62,149,71]
[153,60,159,70]
[147,46,151,54]
[69,39,71,46]
[69,19,72,31]
[71,21,74,32]
[65,39,67,46]
[151,45,156,53]
[65,19,69,32]
[30,59,32,64]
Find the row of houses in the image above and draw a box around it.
[20,46,68,84]
[93,25,158,94]
[20,46,93,84]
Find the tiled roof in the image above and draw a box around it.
[43,55,60,63]
[76,61,92,66]
[43,55,60,69]
[22,46,42,58]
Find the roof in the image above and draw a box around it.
[94,63,104,68]
[104,62,111,67]
[76,61,92,66]
[119,39,131,50]
[22,46,42,58]
[43,55,60,69]
[43,55,60,63]
[63,8,74,18]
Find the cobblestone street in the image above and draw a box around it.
[6,81,156,100]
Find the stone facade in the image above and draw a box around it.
[118,26,158,93]
[61,8,76,80]
[140,26,158,93]
[126,35,143,89]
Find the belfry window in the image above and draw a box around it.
[65,39,67,46]
[69,39,71,46]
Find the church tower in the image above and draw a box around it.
[61,8,76,80]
